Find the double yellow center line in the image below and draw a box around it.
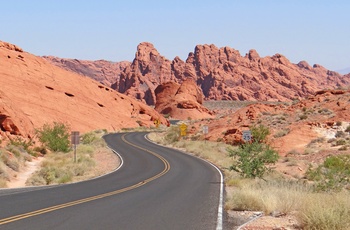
[0,133,170,225]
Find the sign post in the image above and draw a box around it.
[71,131,80,163]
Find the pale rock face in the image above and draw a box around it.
[0,40,168,143]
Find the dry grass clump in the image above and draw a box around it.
[227,179,350,229]
[226,180,310,214]
[298,192,350,230]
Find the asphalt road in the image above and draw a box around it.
[0,132,224,230]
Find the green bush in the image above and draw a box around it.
[251,125,270,143]
[36,122,70,152]
[306,154,350,192]
[228,125,279,178]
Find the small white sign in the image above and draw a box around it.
[202,125,208,134]
[242,130,252,142]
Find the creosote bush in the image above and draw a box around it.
[36,122,70,152]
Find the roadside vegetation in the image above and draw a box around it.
[26,127,109,186]
[0,122,114,187]
[148,123,350,230]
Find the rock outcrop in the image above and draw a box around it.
[115,42,176,105]
[0,41,168,143]
[121,43,350,104]
[192,89,350,155]
[154,79,214,120]
[45,42,350,105]
[43,56,130,87]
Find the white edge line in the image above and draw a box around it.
[144,134,224,230]
[237,212,263,230]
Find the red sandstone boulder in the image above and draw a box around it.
[155,79,214,120]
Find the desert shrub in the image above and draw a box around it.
[339,146,348,151]
[327,138,336,143]
[164,126,180,144]
[0,162,9,181]
[0,153,20,171]
[6,145,32,162]
[36,122,70,152]
[251,125,270,143]
[228,142,279,178]
[33,146,48,155]
[6,145,21,158]
[306,154,350,192]
[77,145,94,155]
[228,125,279,178]
[335,131,346,138]
[345,125,350,132]
[25,174,46,186]
[9,137,32,151]
[81,132,96,145]
[299,114,308,120]
[335,139,346,146]
[273,128,290,138]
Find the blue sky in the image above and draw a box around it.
[1,0,349,71]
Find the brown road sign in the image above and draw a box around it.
[71,131,80,145]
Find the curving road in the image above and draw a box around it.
[0,132,224,230]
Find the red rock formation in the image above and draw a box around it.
[118,43,350,104]
[116,42,177,105]
[154,79,214,120]
[43,56,130,87]
[191,89,350,155]
[45,42,350,105]
[0,41,168,143]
